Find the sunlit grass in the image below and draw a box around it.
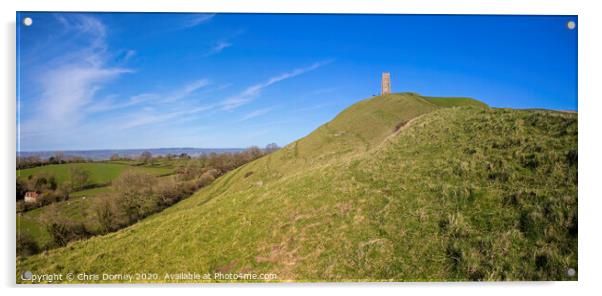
[16,93,576,282]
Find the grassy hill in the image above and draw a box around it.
[16,93,577,282]
[423,96,489,109]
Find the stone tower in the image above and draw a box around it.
[381,72,391,95]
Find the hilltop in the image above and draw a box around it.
[17,93,577,282]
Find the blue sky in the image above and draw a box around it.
[17,13,577,151]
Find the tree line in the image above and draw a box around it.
[17,152,94,170]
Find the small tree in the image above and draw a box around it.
[32,175,49,192]
[140,151,153,164]
[56,152,65,162]
[49,151,65,164]
[246,146,264,159]
[16,233,39,256]
[154,177,181,207]
[69,166,90,191]
[59,181,72,196]
[47,175,58,191]
[197,170,216,187]
[113,170,155,223]
[40,204,72,247]
[110,153,120,161]
[177,159,204,181]
[16,178,28,201]
[51,185,70,203]
[41,204,90,248]
[92,195,118,234]
[265,143,280,154]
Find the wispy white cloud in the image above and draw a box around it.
[119,105,214,130]
[40,67,132,121]
[161,79,210,103]
[18,14,334,151]
[85,93,157,113]
[202,29,245,57]
[122,49,136,62]
[181,14,216,29]
[239,107,274,122]
[86,78,210,114]
[221,60,333,110]
[20,14,133,139]
[81,78,215,130]
[204,41,232,57]
[49,14,109,66]
[182,79,211,95]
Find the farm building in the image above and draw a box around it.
[24,191,40,203]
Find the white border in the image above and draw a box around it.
[2,0,600,295]
[4,0,583,15]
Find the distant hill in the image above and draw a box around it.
[18,148,246,161]
[17,93,577,282]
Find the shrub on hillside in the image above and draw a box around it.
[92,195,120,234]
[198,170,216,186]
[113,170,156,223]
[140,151,153,164]
[154,177,186,207]
[41,204,91,247]
[16,233,39,257]
[24,173,58,193]
[69,166,90,191]
[16,201,31,213]
[176,159,205,181]
[16,178,28,201]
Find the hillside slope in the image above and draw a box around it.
[423,96,489,109]
[17,93,577,282]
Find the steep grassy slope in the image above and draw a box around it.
[16,94,576,282]
[260,93,441,174]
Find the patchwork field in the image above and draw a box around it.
[17,162,172,186]
[17,162,175,248]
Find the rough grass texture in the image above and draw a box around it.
[16,93,577,282]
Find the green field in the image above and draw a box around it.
[17,162,174,249]
[17,93,577,282]
[17,193,109,248]
[17,162,172,186]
